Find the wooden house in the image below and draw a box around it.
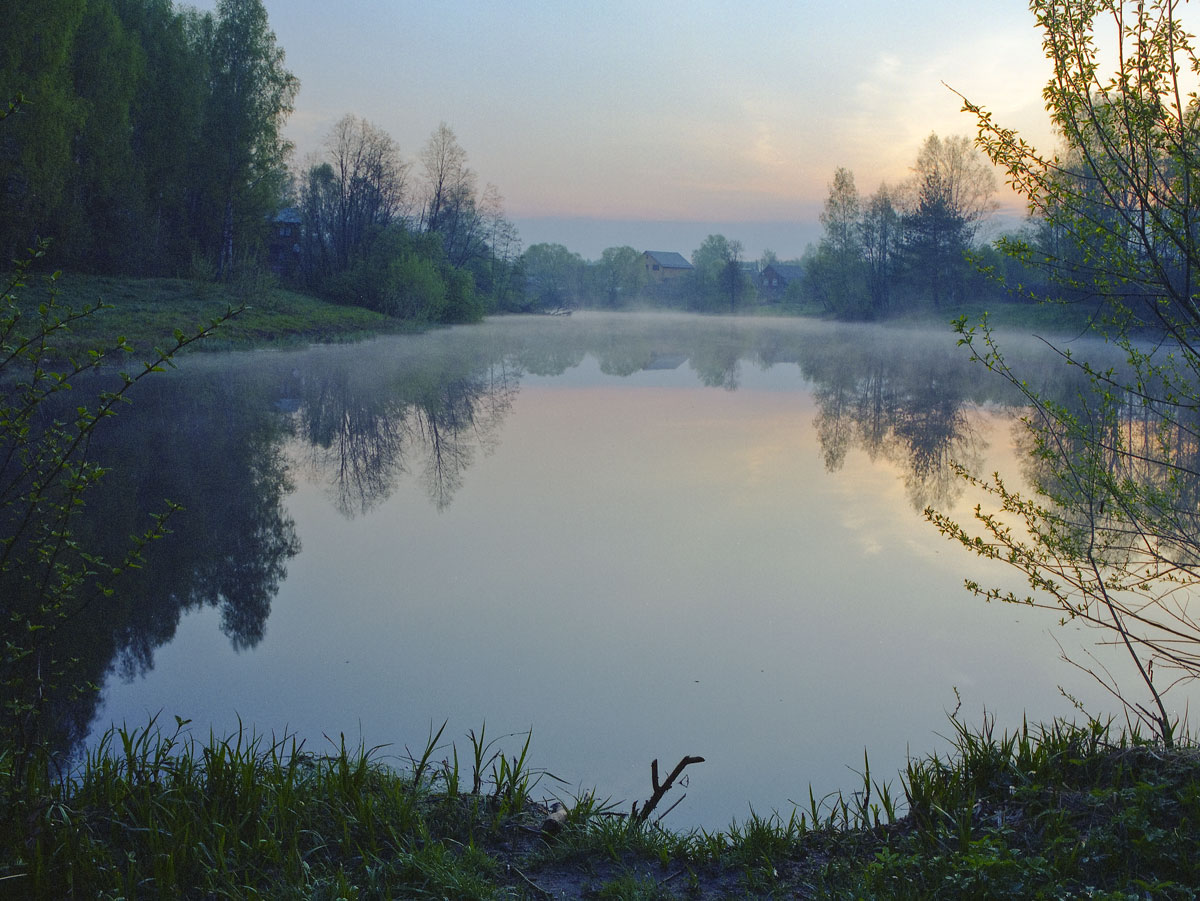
[642,250,694,283]
[758,263,804,301]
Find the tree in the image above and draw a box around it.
[691,234,747,312]
[903,171,973,308]
[325,114,408,267]
[201,0,297,278]
[419,123,485,268]
[298,114,408,280]
[0,0,86,261]
[815,169,869,317]
[113,0,212,275]
[475,183,522,309]
[65,0,144,273]
[521,242,583,310]
[596,245,646,307]
[902,134,996,308]
[909,133,998,238]
[930,0,1200,744]
[859,184,901,315]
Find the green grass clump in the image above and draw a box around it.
[823,716,1200,899]
[0,717,546,899]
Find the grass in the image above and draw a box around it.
[14,271,409,361]
[2,715,1198,898]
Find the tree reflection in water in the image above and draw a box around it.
[294,353,518,515]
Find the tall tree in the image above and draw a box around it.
[202,0,297,278]
[0,0,86,260]
[691,233,746,312]
[66,0,143,273]
[909,132,997,238]
[475,182,521,309]
[115,0,213,274]
[902,135,995,308]
[306,114,408,272]
[419,122,483,267]
[815,168,868,317]
[859,183,900,315]
[903,171,972,308]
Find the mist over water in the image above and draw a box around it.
[68,312,1177,828]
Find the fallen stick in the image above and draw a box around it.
[630,755,704,824]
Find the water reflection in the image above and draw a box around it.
[801,333,986,509]
[294,354,518,514]
[4,363,301,753]
[7,313,1116,763]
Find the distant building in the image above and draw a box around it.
[642,250,694,283]
[758,263,804,301]
[268,207,302,276]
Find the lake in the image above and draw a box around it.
[55,312,1186,829]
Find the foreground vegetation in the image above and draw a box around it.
[0,716,1195,899]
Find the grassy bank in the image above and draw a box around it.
[2,717,1196,899]
[16,272,408,360]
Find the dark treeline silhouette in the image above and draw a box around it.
[2,0,296,280]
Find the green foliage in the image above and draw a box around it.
[829,717,1200,899]
[0,63,246,752]
[690,234,750,312]
[932,0,1200,743]
[295,118,515,321]
[595,245,648,308]
[0,243,237,765]
[3,710,1197,897]
[0,0,295,277]
[521,242,585,310]
[320,226,485,324]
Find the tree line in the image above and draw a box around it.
[517,237,773,313]
[293,118,522,322]
[1,0,524,324]
[801,132,1011,319]
[0,1,1129,327]
[1,0,296,280]
[516,133,1020,318]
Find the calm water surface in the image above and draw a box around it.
[76,312,1180,829]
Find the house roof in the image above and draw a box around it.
[643,250,693,270]
[763,263,804,281]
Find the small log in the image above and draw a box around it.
[541,800,569,833]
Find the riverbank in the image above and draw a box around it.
[17,272,409,359]
[2,716,1196,898]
